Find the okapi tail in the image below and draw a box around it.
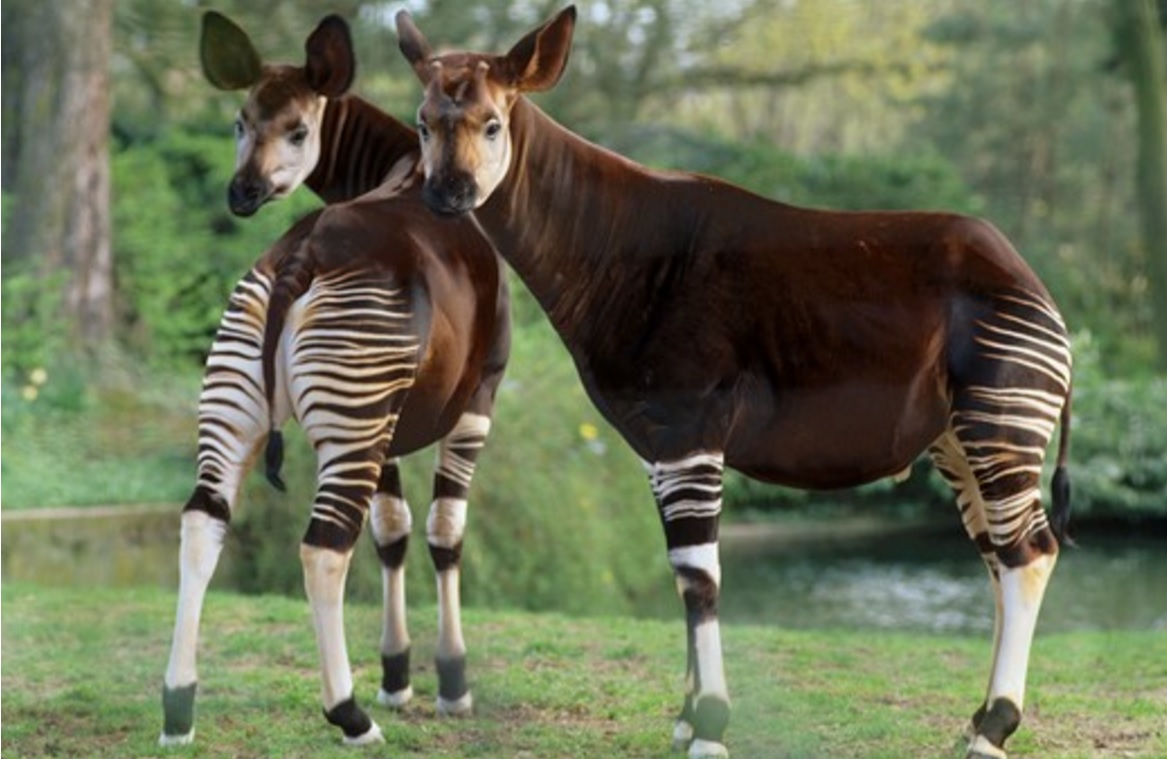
[1050,386,1073,547]
[260,246,317,493]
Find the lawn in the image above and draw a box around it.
[2,583,1164,758]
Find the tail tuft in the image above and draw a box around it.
[265,429,287,492]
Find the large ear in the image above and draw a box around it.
[395,11,433,82]
[200,11,262,90]
[503,5,577,92]
[304,15,355,97]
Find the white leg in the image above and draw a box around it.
[301,543,383,745]
[160,508,228,746]
[966,553,1056,759]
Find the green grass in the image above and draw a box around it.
[2,584,1164,758]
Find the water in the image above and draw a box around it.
[4,509,1164,634]
[671,520,1167,635]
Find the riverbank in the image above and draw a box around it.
[3,583,1164,758]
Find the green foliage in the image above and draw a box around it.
[608,124,980,214]
[111,127,320,366]
[1062,331,1167,519]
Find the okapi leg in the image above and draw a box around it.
[160,499,229,746]
[427,412,492,716]
[949,392,1064,757]
[300,455,387,745]
[645,453,729,759]
[161,267,275,746]
[369,459,414,709]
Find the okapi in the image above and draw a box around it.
[196,11,515,715]
[160,13,509,746]
[395,7,1073,759]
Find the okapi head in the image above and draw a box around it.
[395,6,576,216]
[200,11,355,216]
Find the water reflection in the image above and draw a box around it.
[643,522,1167,634]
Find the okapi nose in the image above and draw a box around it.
[422,173,477,217]
[227,176,270,217]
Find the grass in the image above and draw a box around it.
[2,584,1164,758]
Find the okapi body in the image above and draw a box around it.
[160,14,509,746]
[396,8,1072,759]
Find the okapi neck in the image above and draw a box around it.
[306,95,419,204]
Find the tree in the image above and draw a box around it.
[2,0,114,351]
[1112,0,1167,368]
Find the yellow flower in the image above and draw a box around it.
[29,367,48,386]
[578,422,599,441]
[22,385,38,401]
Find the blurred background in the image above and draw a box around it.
[2,0,1164,630]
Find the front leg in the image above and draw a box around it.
[369,460,414,709]
[646,453,730,759]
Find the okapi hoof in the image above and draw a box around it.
[688,738,729,759]
[436,691,473,717]
[964,735,1007,759]
[376,684,414,710]
[158,730,194,747]
[672,719,694,750]
[160,681,198,747]
[342,723,384,746]
[325,697,383,746]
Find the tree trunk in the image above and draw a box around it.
[1115,0,1167,368]
[2,0,114,351]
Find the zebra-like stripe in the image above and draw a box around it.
[287,269,422,550]
[195,268,273,496]
[644,453,724,523]
[947,292,1070,552]
[434,414,491,498]
[973,293,1072,392]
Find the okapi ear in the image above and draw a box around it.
[395,11,434,83]
[304,15,355,97]
[503,5,577,92]
[200,11,263,90]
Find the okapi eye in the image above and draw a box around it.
[417,121,431,142]
[289,125,309,147]
[484,120,502,140]
[233,118,245,139]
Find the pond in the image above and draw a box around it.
[3,508,1164,635]
[635,519,1167,635]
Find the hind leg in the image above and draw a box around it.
[938,389,1065,757]
[161,269,280,745]
[427,411,493,716]
[369,458,415,708]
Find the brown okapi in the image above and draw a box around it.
[395,7,1073,759]
[195,11,514,715]
[160,13,509,746]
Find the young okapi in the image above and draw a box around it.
[160,14,509,746]
[396,8,1072,759]
[194,11,514,716]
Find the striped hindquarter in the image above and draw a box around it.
[931,291,1071,758]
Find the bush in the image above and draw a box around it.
[605,124,981,214]
[112,128,321,367]
[1063,332,1167,521]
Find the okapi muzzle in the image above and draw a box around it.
[422,169,478,217]
[227,171,274,217]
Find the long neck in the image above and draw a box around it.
[306,95,419,203]
[476,99,675,343]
